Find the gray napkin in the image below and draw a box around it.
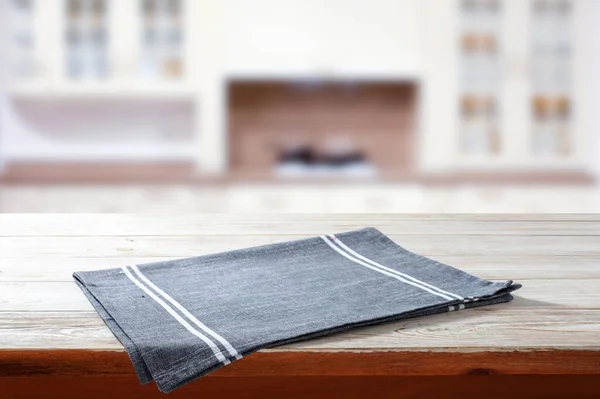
[74,227,521,393]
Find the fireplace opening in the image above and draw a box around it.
[227,80,417,179]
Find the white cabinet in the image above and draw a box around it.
[225,185,427,213]
[226,185,328,213]
[9,0,192,96]
[6,0,37,80]
[421,0,593,173]
[326,186,424,213]
[137,0,186,81]
[457,0,502,156]
[4,0,595,175]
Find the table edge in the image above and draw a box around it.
[2,349,599,378]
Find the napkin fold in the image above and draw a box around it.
[74,227,521,393]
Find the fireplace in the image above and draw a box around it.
[227,80,417,178]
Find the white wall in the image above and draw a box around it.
[224,0,423,77]
[418,0,456,172]
[591,0,600,176]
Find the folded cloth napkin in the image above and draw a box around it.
[74,227,521,393]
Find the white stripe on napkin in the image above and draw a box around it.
[130,265,242,360]
[328,234,464,301]
[121,266,232,366]
[320,236,456,301]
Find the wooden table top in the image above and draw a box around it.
[1,214,600,378]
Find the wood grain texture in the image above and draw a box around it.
[2,375,599,399]
[2,309,600,351]
[1,214,600,384]
[1,350,600,378]
[2,234,600,260]
[4,255,600,281]
[2,214,600,236]
[2,279,599,312]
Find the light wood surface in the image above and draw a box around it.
[2,279,600,312]
[1,214,600,379]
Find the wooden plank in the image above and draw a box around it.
[2,214,600,236]
[2,309,600,351]
[1,350,599,379]
[2,234,600,259]
[4,255,600,281]
[2,375,600,399]
[0,312,119,349]
[3,280,599,311]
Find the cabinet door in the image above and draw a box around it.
[137,0,187,82]
[422,0,506,171]
[23,0,190,85]
[522,0,569,166]
[6,0,37,80]
[444,0,591,171]
[110,0,190,83]
[62,0,111,81]
[457,0,504,161]
[507,0,590,169]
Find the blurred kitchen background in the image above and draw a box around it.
[0,0,599,213]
